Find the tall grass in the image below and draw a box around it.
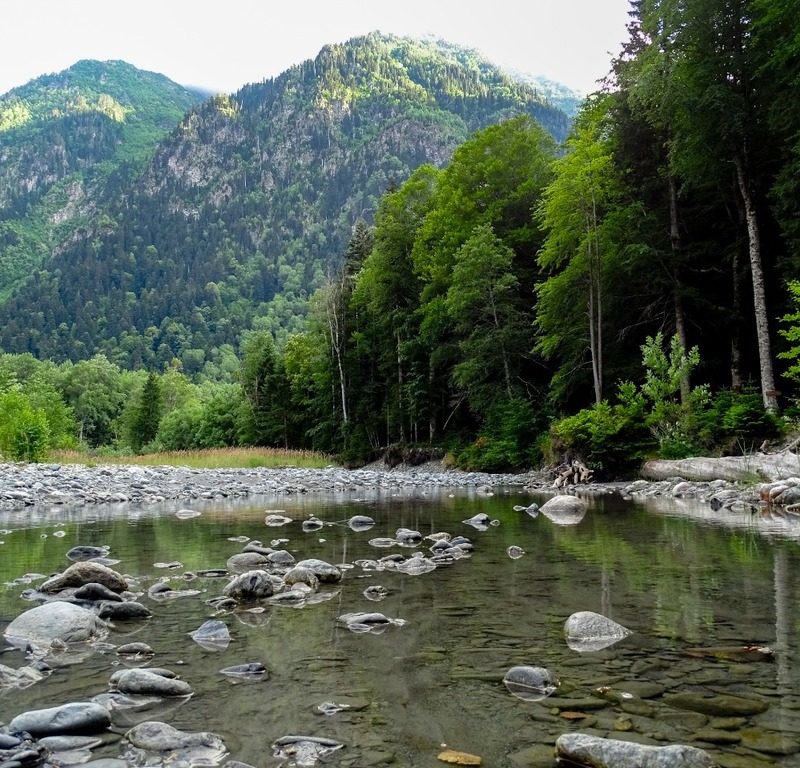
[49,446,335,470]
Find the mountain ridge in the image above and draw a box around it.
[0,33,571,375]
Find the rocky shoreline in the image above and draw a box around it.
[2,459,795,519]
[0,461,553,511]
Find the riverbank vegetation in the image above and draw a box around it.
[1,1,798,476]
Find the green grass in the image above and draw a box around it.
[49,446,335,470]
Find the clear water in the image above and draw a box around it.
[1,488,800,767]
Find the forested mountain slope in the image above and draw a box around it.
[0,34,570,371]
[0,60,202,297]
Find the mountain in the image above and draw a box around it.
[0,33,570,373]
[0,60,201,297]
[509,72,584,117]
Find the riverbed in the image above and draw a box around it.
[1,480,800,767]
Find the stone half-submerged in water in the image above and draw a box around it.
[123,721,228,768]
[555,733,715,768]
[506,545,526,560]
[272,735,344,766]
[188,620,231,651]
[337,612,406,634]
[347,515,375,532]
[219,662,268,681]
[539,495,587,526]
[4,602,109,652]
[502,665,558,702]
[462,513,491,530]
[564,611,632,653]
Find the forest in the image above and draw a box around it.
[1,1,799,477]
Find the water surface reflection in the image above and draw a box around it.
[1,489,799,766]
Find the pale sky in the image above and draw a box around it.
[1,0,632,97]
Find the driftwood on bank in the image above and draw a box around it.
[642,452,800,483]
[553,460,593,488]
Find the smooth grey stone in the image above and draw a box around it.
[266,550,295,566]
[555,734,715,768]
[564,610,632,652]
[282,566,319,590]
[294,559,342,583]
[109,668,192,697]
[4,602,107,650]
[188,620,230,650]
[348,515,375,531]
[540,495,587,525]
[124,721,226,755]
[9,702,111,737]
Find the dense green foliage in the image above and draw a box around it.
[0,35,569,372]
[2,15,799,474]
[0,60,201,298]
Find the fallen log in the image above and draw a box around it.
[642,453,800,483]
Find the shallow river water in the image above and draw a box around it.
[2,488,800,767]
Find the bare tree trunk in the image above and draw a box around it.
[735,155,778,412]
[488,286,512,399]
[587,200,602,405]
[730,248,745,390]
[326,281,348,425]
[396,330,405,442]
[669,174,690,404]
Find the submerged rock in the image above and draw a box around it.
[337,612,405,634]
[294,559,342,583]
[271,735,344,766]
[188,620,231,650]
[502,666,557,702]
[348,515,375,531]
[555,733,715,768]
[66,545,110,562]
[9,701,111,737]
[564,611,631,653]
[124,721,227,766]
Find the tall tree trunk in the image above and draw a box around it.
[669,174,691,404]
[396,330,405,443]
[488,286,513,399]
[735,155,778,412]
[730,248,745,390]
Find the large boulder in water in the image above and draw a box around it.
[109,669,193,697]
[222,570,274,602]
[9,702,111,737]
[40,562,128,594]
[555,734,715,768]
[5,602,108,650]
[564,610,632,653]
[124,721,227,765]
[540,495,587,525]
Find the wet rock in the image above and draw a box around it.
[283,566,320,590]
[116,642,155,660]
[9,702,111,737]
[219,662,268,681]
[337,612,405,634]
[188,620,231,650]
[395,527,422,543]
[302,517,324,532]
[540,495,587,525]
[437,748,482,765]
[564,610,632,652]
[506,546,525,559]
[502,666,557,702]
[0,662,46,690]
[175,508,201,520]
[555,733,716,768]
[348,515,375,531]
[740,728,800,755]
[462,514,491,530]
[396,555,437,575]
[664,692,768,717]
[264,513,292,526]
[110,668,192,697]
[267,549,295,566]
[226,552,270,573]
[73,583,124,603]
[66,546,110,562]
[222,570,274,602]
[124,721,227,764]
[5,602,107,650]
[294,559,342,583]
[241,540,273,555]
[97,601,151,621]
[271,736,343,765]
[39,562,128,594]
[363,585,388,602]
